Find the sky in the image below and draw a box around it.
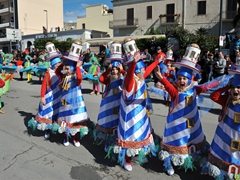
[63,0,113,22]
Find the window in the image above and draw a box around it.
[127,8,134,25]
[227,0,237,19]
[198,1,206,15]
[82,23,85,29]
[147,6,152,19]
[166,4,175,22]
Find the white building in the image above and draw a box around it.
[111,0,237,36]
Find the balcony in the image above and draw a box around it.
[222,11,237,21]
[109,18,138,29]
[0,22,14,28]
[0,7,13,15]
[159,14,181,25]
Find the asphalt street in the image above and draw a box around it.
[0,73,219,180]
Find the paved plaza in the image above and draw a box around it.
[0,74,219,180]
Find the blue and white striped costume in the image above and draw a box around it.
[162,85,205,149]
[35,69,61,130]
[113,77,156,164]
[209,102,240,173]
[57,75,89,136]
[118,79,152,143]
[97,76,123,131]
[94,76,123,147]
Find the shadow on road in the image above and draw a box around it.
[81,88,93,94]
[29,80,42,85]
[81,134,117,168]
[18,110,43,137]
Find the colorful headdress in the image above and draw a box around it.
[65,60,77,72]
[112,61,121,68]
[174,44,201,76]
[51,57,61,69]
[45,42,62,61]
[63,40,82,62]
[90,56,100,66]
[135,60,146,74]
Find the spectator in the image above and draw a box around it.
[32,54,39,65]
[143,49,152,66]
[224,54,233,74]
[198,50,209,83]
[205,53,215,81]
[213,51,226,78]
[153,46,166,84]
[148,36,158,56]
[83,49,91,63]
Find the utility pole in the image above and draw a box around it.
[219,0,223,52]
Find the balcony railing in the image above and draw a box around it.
[0,7,13,14]
[109,18,138,28]
[159,14,180,25]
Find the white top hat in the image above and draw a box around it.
[122,37,138,64]
[63,40,82,62]
[106,40,125,63]
[165,48,174,61]
[45,42,62,61]
[174,44,201,74]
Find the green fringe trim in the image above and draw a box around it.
[28,118,37,131]
[79,127,88,139]
[105,146,114,159]
[138,149,147,165]
[179,156,196,172]
[51,123,59,134]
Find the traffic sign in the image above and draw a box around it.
[6,28,22,41]
[219,35,224,47]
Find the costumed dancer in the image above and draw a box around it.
[0,75,5,114]
[149,48,175,104]
[88,56,101,95]
[21,54,33,82]
[37,52,51,82]
[1,53,16,80]
[16,56,24,80]
[201,60,240,179]
[0,73,11,114]
[55,40,92,147]
[28,42,62,139]
[111,37,160,171]
[154,44,226,176]
[94,40,125,153]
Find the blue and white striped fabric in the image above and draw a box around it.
[117,79,152,142]
[58,75,88,125]
[36,70,61,121]
[162,86,205,147]
[210,103,240,165]
[97,77,123,129]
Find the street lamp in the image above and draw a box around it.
[44,10,48,33]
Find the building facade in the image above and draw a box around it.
[76,4,113,37]
[0,0,63,52]
[111,0,237,37]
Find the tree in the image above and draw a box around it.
[195,28,208,36]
